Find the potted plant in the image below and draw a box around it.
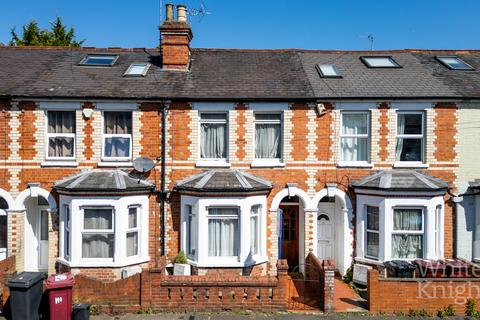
[173,251,191,275]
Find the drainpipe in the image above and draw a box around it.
[160,102,168,257]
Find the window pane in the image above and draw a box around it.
[208,208,238,216]
[82,55,117,66]
[367,206,379,231]
[84,209,113,230]
[392,234,423,259]
[342,113,368,135]
[208,218,238,256]
[255,123,281,159]
[48,137,74,158]
[126,232,138,256]
[40,210,48,241]
[188,211,196,256]
[104,137,131,158]
[398,114,422,135]
[128,207,137,229]
[396,138,422,161]
[0,215,7,249]
[341,137,368,161]
[393,209,422,231]
[104,112,132,134]
[200,113,227,121]
[82,234,114,258]
[200,123,226,158]
[250,216,258,255]
[64,230,70,260]
[366,232,379,258]
[438,57,473,70]
[255,113,281,121]
[363,57,399,67]
[318,64,338,77]
[48,111,75,134]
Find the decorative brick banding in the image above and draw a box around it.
[378,102,390,161]
[82,102,95,160]
[235,103,247,160]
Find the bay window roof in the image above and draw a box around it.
[175,169,271,194]
[352,170,448,192]
[55,169,154,194]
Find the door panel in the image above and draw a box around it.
[280,206,299,269]
[317,206,334,260]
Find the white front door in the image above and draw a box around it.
[38,209,49,271]
[317,205,334,260]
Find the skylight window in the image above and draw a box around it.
[435,56,474,70]
[360,56,401,68]
[80,54,119,66]
[315,64,341,78]
[124,63,151,77]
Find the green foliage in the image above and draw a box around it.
[89,304,100,315]
[466,299,480,317]
[173,250,188,264]
[437,305,455,318]
[408,309,432,317]
[136,308,155,314]
[9,17,84,47]
[342,265,354,285]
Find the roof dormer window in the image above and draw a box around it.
[435,56,474,70]
[360,56,401,68]
[80,54,119,67]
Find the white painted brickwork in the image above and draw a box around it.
[34,108,44,162]
[8,103,20,162]
[386,108,397,163]
[244,109,254,162]
[76,110,86,162]
[330,109,341,163]
[188,109,198,162]
[370,107,381,163]
[91,109,102,162]
[306,107,318,162]
[425,107,436,164]
[132,109,142,160]
[283,109,293,163]
[228,110,238,162]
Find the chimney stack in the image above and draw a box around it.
[159,3,193,71]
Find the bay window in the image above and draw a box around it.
[180,195,267,267]
[365,206,379,259]
[254,113,282,160]
[341,112,369,162]
[64,205,71,261]
[200,112,227,160]
[208,207,239,257]
[47,111,76,160]
[82,208,115,259]
[396,112,424,162]
[103,111,132,160]
[391,208,424,259]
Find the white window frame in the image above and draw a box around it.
[434,205,442,259]
[186,204,197,259]
[252,111,284,167]
[198,111,229,166]
[126,205,140,258]
[180,195,267,267]
[81,206,115,261]
[339,111,370,166]
[391,207,425,260]
[395,111,425,165]
[63,204,71,261]
[250,204,261,256]
[45,110,76,161]
[207,206,240,258]
[365,206,379,260]
[101,111,133,162]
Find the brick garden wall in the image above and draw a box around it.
[305,253,335,312]
[368,268,480,315]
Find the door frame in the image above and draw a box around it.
[317,203,335,261]
[24,201,50,272]
[279,202,300,270]
[37,207,49,271]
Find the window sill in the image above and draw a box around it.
[41,161,79,167]
[98,161,133,167]
[393,162,429,169]
[251,160,285,168]
[337,161,373,168]
[57,256,150,268]
[355,256,384,266]
[187,256,268,268]
[195,160,231,168]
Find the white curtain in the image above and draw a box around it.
[395,114,405,160]
[104,112,132,134]
[255,123,281,159]
[366,232,379,257]
[48,111,75,157]
[126,232,138,257]
[341,114,367,161]
[201,123,226,158]
[208,208,238,256]
[105,137,130,157]
[82,209,114,258]
[392,209,423,259]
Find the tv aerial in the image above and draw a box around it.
[188,1,212,22]
[133,157,155,173]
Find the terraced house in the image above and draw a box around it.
[0,3,480,313]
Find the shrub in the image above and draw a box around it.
[408,309,432,317]
[173,250,188,264]
[437,305,455,318]
[466,299,480,317]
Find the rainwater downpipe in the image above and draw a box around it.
[160,102,167,257]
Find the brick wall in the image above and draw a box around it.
[368,268,480,315]
[305,253,335,312]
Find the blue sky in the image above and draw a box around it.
[0,0,479,50]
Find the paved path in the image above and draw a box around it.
[333,276,367,312]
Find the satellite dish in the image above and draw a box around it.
[133,157,155,173]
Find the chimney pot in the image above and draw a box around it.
[165,3,174,21]
[177,5,187,22]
